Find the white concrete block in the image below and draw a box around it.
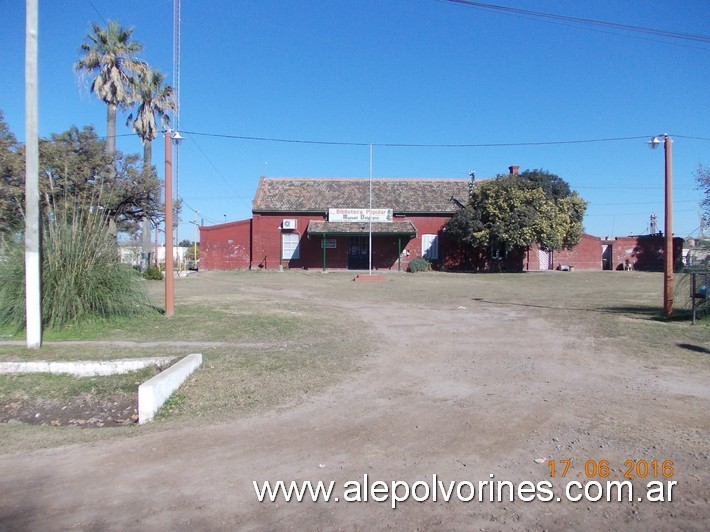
[0,357,174,377]
[138,353,202,424]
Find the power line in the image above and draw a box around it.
[182,132,252,211]
[182,130,652,148]
[591,199,697,207]
[438,0,710,45]
[87,0,108,26]
[674,135,710,142]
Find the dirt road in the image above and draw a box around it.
[1,276,708,530]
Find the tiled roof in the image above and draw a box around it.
[253,177,471,214]
[307,220,417,235]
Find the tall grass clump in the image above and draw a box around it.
[0,204,153,330]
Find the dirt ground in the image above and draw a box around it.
[0,271,708,530]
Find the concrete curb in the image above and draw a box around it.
[138,353,202,424]
[0,357,175,377]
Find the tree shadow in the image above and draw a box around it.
[470,297,661,317]
[677,343,710,355]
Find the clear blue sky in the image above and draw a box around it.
[1,0,709,243]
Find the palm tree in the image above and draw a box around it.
[74,20,144,154]
[125,67,175,273]
[126,67,175,169]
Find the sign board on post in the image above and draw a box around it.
[321,239,337,249]
[328,208,393,223]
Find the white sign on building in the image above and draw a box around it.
[328,208,393,223]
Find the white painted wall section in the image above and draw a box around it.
[138,353,202,424]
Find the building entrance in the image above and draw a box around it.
[348,235,369,269]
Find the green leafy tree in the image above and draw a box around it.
[74,20,144,154]
[519,168,571,200]
[0,112,24,241]
[40,126,162,233]
[0,117,162,235]
[445,170,587,271]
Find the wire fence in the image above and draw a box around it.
[675,270,710,322]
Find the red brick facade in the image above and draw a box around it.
[198,177,684,273]
[602,235,684,271]
[200,177,470,271]
[202,212,455,271]
[526,233,602,271]
[199,218,251,271]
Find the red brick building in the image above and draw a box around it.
[200,177,470,271]
[200,176,684,273]
[199,218,252,270]
[601,235,685,271]
[525,233,603,271]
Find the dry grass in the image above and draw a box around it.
[1,269,707,453]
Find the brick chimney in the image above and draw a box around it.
[508,165,520,175]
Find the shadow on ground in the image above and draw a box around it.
[471,298,661,317]
[677,343,710,354]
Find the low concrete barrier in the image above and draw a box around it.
[138,353,202,424]
[0,357,175,377]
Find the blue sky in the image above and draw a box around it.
[1,0,709,242]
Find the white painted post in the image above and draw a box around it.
[25,0,41,349]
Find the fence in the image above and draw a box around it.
[675,270,709,323]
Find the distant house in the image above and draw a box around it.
[200,177,470,271]
[601,235,684,271]
[524,234,684,272]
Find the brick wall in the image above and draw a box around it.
[602,236,684,271]
[199,219,252,270]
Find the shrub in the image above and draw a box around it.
[408,257,431,273]
[143,267,163,280]
[0,205,154,330]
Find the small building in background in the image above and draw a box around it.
[601,235,685,271]
[526,233,603,271]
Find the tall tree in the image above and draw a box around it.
[125,66,175,270]
[0,117,162,236]
[0,111,25,241]
[126,66,175,169]
[519,168,571,200]
[445,170,587,271]
[74,20,144,154]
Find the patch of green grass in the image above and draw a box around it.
[155,390,186,419]
[1,302,310,345]
[0,366,155,402]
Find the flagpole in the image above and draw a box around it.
[368,142,372,275]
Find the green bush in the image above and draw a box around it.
[143,267,163,280]
[408,257,431,273]
[0,205,154,330]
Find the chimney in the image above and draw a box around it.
[508,165,520,175]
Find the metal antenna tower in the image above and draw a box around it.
[173,0,181,244]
